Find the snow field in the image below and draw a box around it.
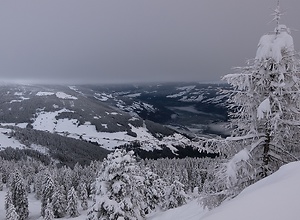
[0,127,26,150]
[31,109,196,151]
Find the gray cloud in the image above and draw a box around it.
[0,0,299,84]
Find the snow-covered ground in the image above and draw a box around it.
[1,161,299,219]
[55,92,78,100]
[199,161,300,220]
[151,161,300,220]
[36,92,55,96]
[30,108,196,151]
[148,200,206,220]
[0,127,26,150]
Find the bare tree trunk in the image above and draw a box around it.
[262,131,271,177]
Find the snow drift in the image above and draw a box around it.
[149,161,300,220]
[201,161,300,220]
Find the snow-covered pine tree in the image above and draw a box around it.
[63,167,73,194]
[52,185,66,218]
[0,172,3,191]
[87,149,146,220]
[41,172,55,217]
[163,176,188,210]
[6,203,20,220]
[73,163,82,190]
[43,199,54,220]
[9,170,29,220]
[5,190,13,211]
[141,166,167,214]
[81,161,99,198]
[33,171,43,200]
[78,182,88,210]
[201,2,300,209]
[66,186,79,218]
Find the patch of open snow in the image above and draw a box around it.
[9,96,30,103]
[31,108,196,151]
[167,85,196,99]
[125,93,141,98]
[94,93,113,101]
[203,94,227,105]
[1,123,28,129]
[56,92,78,100]
[30,144,49,155]
[177,85,196,91]
[36,91,55,96]
[147,200,206,220]
[16,123,28,128]
[200,161,300,220]
[14,92,23,96]
[129,117,139,121]
[167,91,187,98]
[101,124,108,129]
[0,127,26,150]
[179,94,204,102]
[170,106,201,114]
[94,96,108,101]
[68,86,77,91]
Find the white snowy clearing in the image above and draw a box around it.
[0,161,299,220]
[36,92,55,96]
[94,93,113,101]
[55,92,78,100]
[0,127,26,150]
[31,109,195,151]
[125,93,142,98]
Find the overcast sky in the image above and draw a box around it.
[0,0,299,84]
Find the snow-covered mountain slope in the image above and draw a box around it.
[0,84,208,161]
[149,161,300,220]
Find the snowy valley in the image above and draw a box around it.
[0,83,228,165]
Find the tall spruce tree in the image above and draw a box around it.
[41,172,55,217]
[78,182,88,211]
[52,185,66,218]
[0,172,3,191]
[202,2,300,209]
[6,203,20,220]
[9,170,29,220]
[44,199,54,220]
[87,149,146,220]
[5,189,13,211]
[163,176,188,210]
[67,186,79,218]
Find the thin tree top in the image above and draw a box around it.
[255,1,294,63]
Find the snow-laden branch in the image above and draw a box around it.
[225,133,265,142]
